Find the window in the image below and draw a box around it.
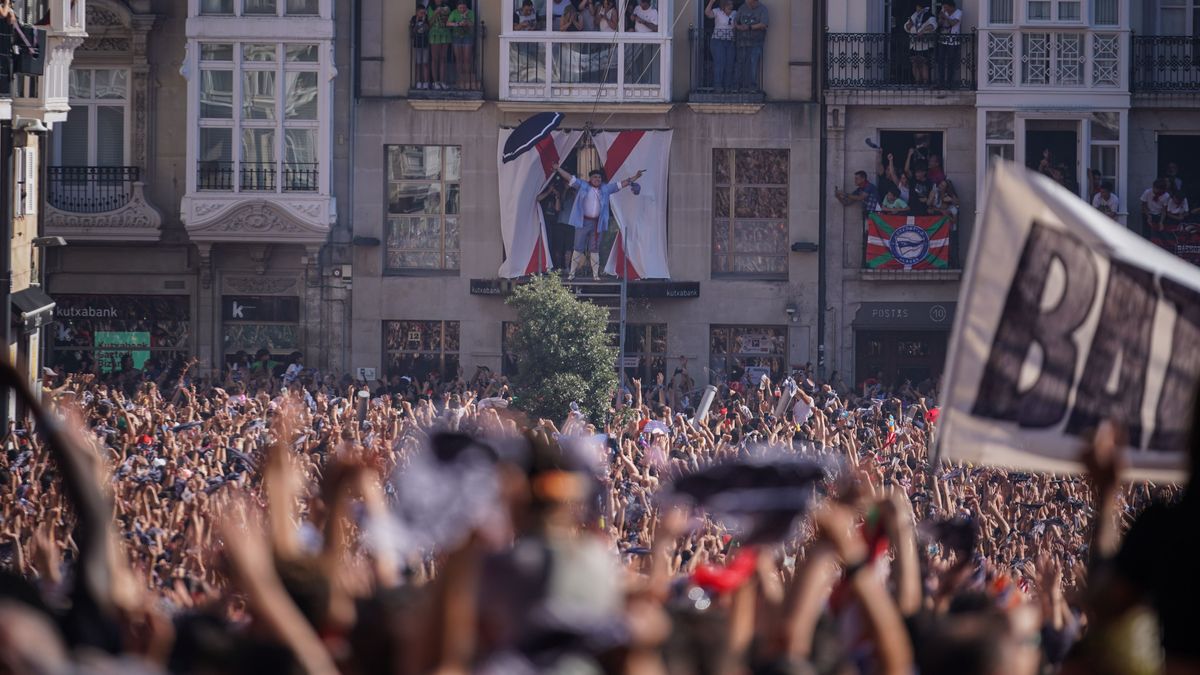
[991,0,1014,23]
[196,42,320,192]
[50,295,191,374]
[1157,0,1200,36]
[386,145,461,272]
[384,320,460,381]
[1020,32,1083,85]
[709,325,787,383]
[985,111,1016,172]
[1088,111,1120,198]
[502,321,520,377]
[1093,0,1117,25]
[222,296,302,360]
[712,148,789,278]
[56,69,129,167]
[1026,0,1080,20]
[200,0,319,16]
[509,0,663,33]
[621,323,667,382]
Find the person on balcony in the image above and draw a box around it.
[448,1,477,89]
[428,0,452,90]
[1141,178,1171,236]
[705,0,737,91]
[551,163,646,281]
[1092,181,1120,221]
[559,3,582,31]
[578,0,597,30]
[597,0,619,31]
[734,0,768,91]
[631,0,659,32]
[410,5,433,90]
[880,189,909,215]
[904,1,937,85]
[935,0,962,87]
[551,0,571,27]
[514,0,539,30]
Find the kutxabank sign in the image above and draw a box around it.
[939,162,1198,480]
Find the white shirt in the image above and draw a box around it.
[552,0,570,18]
[583,188,601,219]
[598,6,618,30]
[1092,191,1119,213]
[1167,197,1190,218]
[939,8,962,35]
[792,398,812,425]
[711,8,736,40]
[1141,188,1170,216]
[633,5,659,32]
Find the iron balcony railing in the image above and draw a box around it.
[48,166,140,213]
[688,24,766,103]
[196,161,318,192]
[1132,35,1200,93]
[826,31,977,91]
[409,20,486,100]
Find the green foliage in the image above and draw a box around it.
[506,275,617,423]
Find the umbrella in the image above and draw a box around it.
[503,112,564,164]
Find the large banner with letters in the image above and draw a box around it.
[939,163,1199,480]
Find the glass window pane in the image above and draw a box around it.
[284,128,316,164]
[509,42,545,84]
[200,0,233,14]
[444,146,461,181]
[734,149,789,185]
[242,128,275,163]
[242,43,277,62]
[1089,112,1119,141]
[200,43,234,61]
[69,69,91,99]
[244,0,277,15]
[200,128,232,162]
[58,107,88,166]
[96,107,125,166]
[990,0,1014,22]
[389,183,443,214]
[390,145,441,181]
[1093,0,1117,25]
[93,69,127,99]
[285,44,319,62]
[284,71,318,119]
[1057,0,1080,19]
[242,70,276,120]
[624,43,660,85]
[200,70,233,118]
[286,0,319,15]
[986,111,1015,140]
[734,188,788,218]
[1027,0,1050,19]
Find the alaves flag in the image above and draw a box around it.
[865,214,951,270]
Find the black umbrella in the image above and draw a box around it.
[503,112,564,164]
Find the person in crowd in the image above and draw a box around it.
[1164,190,1200,234]
[1142,178,1172,235]
[926,152,946,184]
[630,0,658,31]
[410,5,433,89]
[597,0,619,31]
[1163,160,1185,193]
[705,0,738,91]
[1092,180,1120,220]
[734,0,768,90]
[427,0,452,89]
[552,162,646,280]
[909,163,934,216]
[1037,148,1055,177]
[513,0,539,30]
[447,1,476,90]
[935,0,962,86]
[880,188,909,215]
[835,169,879,217]
[550,0,571,26]
[559,2,582,31]
[904,1,937,85]
[577,0,597,30]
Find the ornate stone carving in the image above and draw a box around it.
[86,4,125,27]
[78,37,131,52]
[189,201,327,236]
[225,276,298,294]
[44,182,163,241]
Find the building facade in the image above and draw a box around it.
[824,0,1200,389]
[350,0,823,389]
[43,0,353,377]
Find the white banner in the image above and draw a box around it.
[939,162,1199,480]
[497,129,583,279]
[595,130,672,280]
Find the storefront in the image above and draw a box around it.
[221,295,302,365]
[50,295,191,373]
[853,301,956,389]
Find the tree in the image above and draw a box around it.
[506,275,617,423]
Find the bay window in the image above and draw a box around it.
[200,0,319,16]
[197,41,320,192]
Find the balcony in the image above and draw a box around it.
[197,161,319,193]
[979,30,1125,91]
[45,166,163,241]
[1132,35,1200,102]
[408,22,485,102]
[826,32,976,99]
[500,32,671,104]
[13,0,86,124]
[687,25,765,105]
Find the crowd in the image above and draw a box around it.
[0,353,1196,675]
[410,0,478,91]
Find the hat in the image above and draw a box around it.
[630,181,642,195]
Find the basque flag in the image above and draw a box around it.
[865,213,951,270]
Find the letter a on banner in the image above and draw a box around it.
[938,161,1200,481]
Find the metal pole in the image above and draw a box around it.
[618,265,627,387]
[0,120,13,427]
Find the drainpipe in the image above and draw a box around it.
[0,120,12,426]
[814,0,828,379]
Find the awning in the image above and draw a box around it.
[11,287,55,334]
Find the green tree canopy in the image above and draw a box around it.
[506,275,617,423]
